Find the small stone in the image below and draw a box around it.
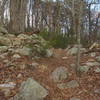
[3,59,9,63]
[78,65,90,73]
[87,59,95,62]
[0,54,5,59]
[90,52,96,57]
[31,62,39,68]
[57,83,67,89]
[67,80,79,88]
[94,68,100,73]
[13,54,21,59]
[17,74,22,78]
[62,57,68,60]
[38,65,48,72]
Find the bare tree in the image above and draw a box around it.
[75,0,83,76]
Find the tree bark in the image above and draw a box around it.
[9,0,27,34]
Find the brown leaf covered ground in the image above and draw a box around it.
[0,49,100,100]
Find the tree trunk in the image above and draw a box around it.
[9,0,27,34]
[75,0,83,77]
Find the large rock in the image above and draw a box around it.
[51,67,68,82]
[67,45,86,55]
[15,47,32,56]
[5,34,15,38]
[96,56,100,62]
[45,49,53,57]
[66,80,79,88]
[57,80,79,89]
[14,78,48,100]
[0,46,8,53]
[12,38,22,47]
[17,34,31,40]
[0,27,8,34]
[0,36,11,46]
[67,47,78,55]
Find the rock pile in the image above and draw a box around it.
[0,26,52,57]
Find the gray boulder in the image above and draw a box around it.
[67,45,86,55]
[15,47,32,56]
[0,36,11,46]
[96,56,100,62]
[14,78,48,100]
[66,80,79,88]
[57,80,79,89]
[17,34,30,40]
[0,46,8,53]
[51,67,68,82]
[0,27,8,34]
